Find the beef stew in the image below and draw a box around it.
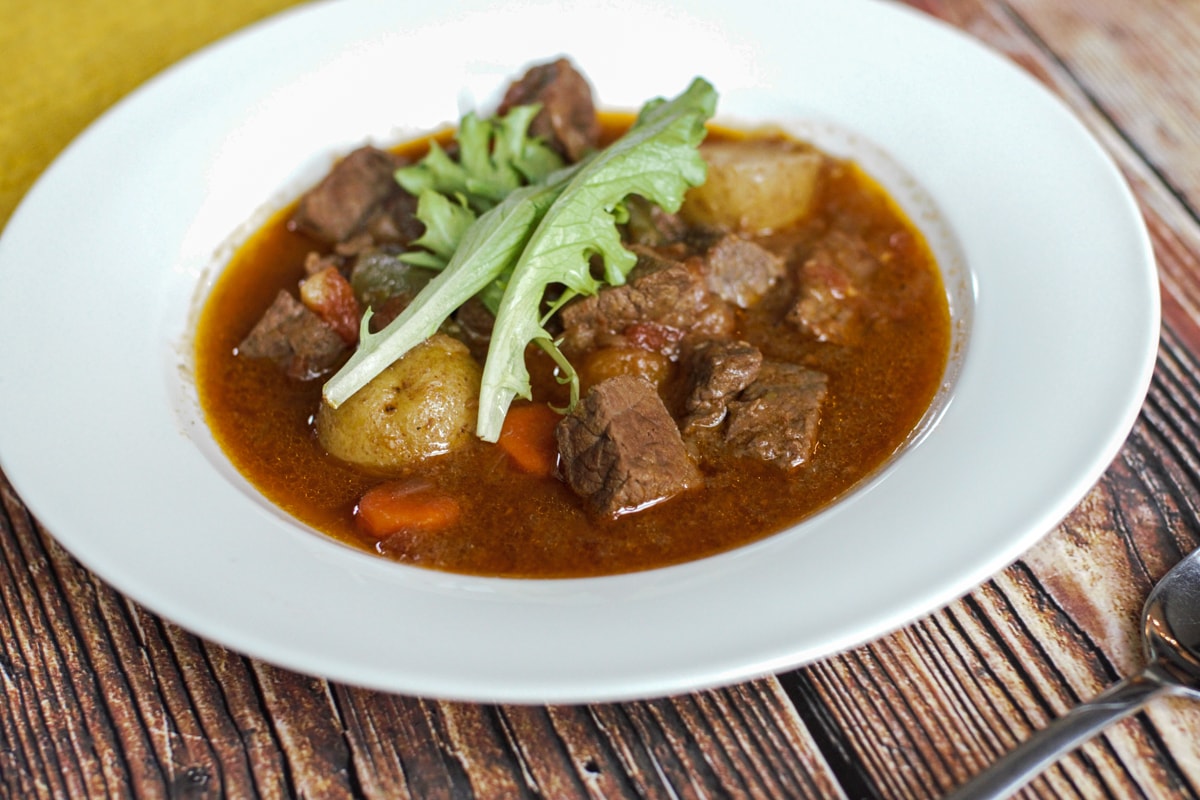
[193,61,951,578]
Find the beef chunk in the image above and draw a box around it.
[556,375,700,517]
[290,146,413,246]
[787,231,878,344]
[497,58,599,162]
[678,340,763,434]
[559,246,735,357]
[701,234,785,309]
[623,195,689,247]
[362,190,423,248]
[238,290,346,380]
[452,296,496,362]
[724,362,828,469]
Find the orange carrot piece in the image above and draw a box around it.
[355,480,460,540]
[497,403,562,477]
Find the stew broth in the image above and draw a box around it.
[194,121,951,578]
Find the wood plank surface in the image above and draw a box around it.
[4,1,1200,798]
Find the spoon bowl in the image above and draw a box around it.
[1146,548,1200,682]
[946,546,1200,799]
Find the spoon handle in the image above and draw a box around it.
[944,663,1178,799]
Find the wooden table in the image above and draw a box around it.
[3,1,1199,797]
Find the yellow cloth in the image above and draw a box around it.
[0,0,306,231]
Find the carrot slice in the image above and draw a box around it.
[497,403,562,477]
[355,480,460,540]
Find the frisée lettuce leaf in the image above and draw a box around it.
[322,77,717,442]
[392,103,564,280]
[394,104,565,214]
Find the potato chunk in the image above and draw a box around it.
[681,138,824,233]
[579,347,674,398]
[316,334,481,470]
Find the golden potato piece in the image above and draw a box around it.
[579,347,675,398]
[681,138,824,233]
[315,334,481,470]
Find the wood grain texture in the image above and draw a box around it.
[4,1,1200,798]
[806,1,1200,796]
[0,476,849,799]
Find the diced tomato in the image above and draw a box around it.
[623,321,684,353]
[300,265,361,344]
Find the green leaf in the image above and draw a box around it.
[495,104,567,182]
[400,190,477,268]
[322,179,569,409]
[394,105,564,214]
[322,78,718,445]
[475,77,716,440]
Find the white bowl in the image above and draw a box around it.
[0,0,1158,702]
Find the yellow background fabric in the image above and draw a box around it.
[0,0,306,231]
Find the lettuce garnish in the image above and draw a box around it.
[395,105,565,214]
[391,104,565,278]
[322,78,717,442]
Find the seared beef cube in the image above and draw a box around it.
[291,146,408,245]
[679,340,763,434]
[497,58,599,162]
[452,296,496,362]
[789,256,856,343]
[362,190,423,248]
[559,246,734,357]
[787,231,878,344]
[623,195,689,247]
[702,234,785,308]
[626,244,684,278]
[238,290,347,380]
[556,375,701,517]
[724,362,827,469]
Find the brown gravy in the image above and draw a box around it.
[193,123,951,578]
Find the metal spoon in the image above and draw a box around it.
[945,547,1200,799]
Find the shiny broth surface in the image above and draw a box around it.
[194,124,951,578]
